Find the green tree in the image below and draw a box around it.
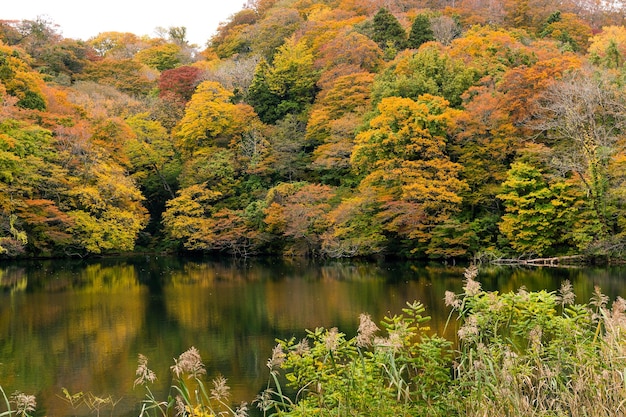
[496,162,586,256]
[0,43,47,110]
[371,44,477,108]
[0,120,66,256]
[321,188,387,258]
[407,14,434,49]
[247,58,281,124]
[254,114,309,182]
[125,113,180,227]
[370,8,407,52]
[247,37,319,124]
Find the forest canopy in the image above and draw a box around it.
[1,0,626,260]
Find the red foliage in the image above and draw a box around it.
[158,66,206,103]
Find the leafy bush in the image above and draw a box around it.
[256,302,453,416]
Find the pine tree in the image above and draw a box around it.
[247,58,281,124]
[371,8,407,51]
[407,14,434,49]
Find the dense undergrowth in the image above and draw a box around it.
[3,265,626,416]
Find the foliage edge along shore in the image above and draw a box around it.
[2,0,626,263]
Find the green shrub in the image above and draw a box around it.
[256,301,454,417]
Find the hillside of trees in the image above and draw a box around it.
[1,0,626,260]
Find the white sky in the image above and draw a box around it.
[2,1,247,47]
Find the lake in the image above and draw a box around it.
[1,256,626,416]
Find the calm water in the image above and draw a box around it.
[1,256,626,416]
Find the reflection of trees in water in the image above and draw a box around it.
[0,265,27,292]
[0,259,147,417]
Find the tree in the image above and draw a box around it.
[125,112,180,206]
[248,8,303,59]
[258,114,309,182]
[352,95,467,254]
[0,17,62,60]
[203,55,259,101]
[89,117,135,167]
[321,188,387,258]
[496,53,582,127]
[210,9,259,58]
[369,8,407,53]
[448,26,538,79]
[533,71,626,240]
[263,182,334,255]
[588,26,626,69]
[430,16,461,45]
[247,37,319,124]
[37,38,92,82]
[449,83,518,214]
[407,14,434,49]
[454,0,505,25]
[17,199,74,255]
[174,80,239,152]
[0,43,48,110]
[162,184,263,256]
[178,147,237,192]
[497,162,583,256]
[88,32,146,59]
[162,26,189,46]
[161,184,221,249]
[134,42,183,71]
[247,58,281,123]
[502,0,559,31]
[78,58,155,96]
[158,65,205,102]
[538,11,592,52]
[0,119,68,256]
[308,72,375,183]
[65,162,148,255]
[371,44,477,108]
[315,29,383,73]
[0,114,148,257]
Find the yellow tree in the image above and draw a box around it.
[351,95,468,255]
[588,26,626,69]
[162,184,264,256]
[308,72,375,183]
[134,42,183,71]
[174,80,241,152]
[0,42,47,110]
[88,31,148,58]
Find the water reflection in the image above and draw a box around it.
[1,257,625,416]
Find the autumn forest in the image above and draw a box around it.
[1,0,626,261]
